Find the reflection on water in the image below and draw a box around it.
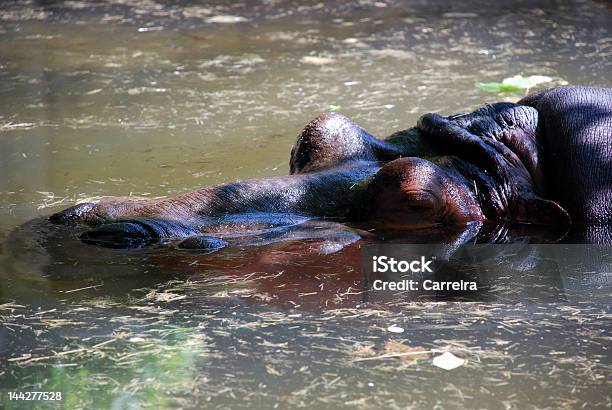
[2,218,611,408]
[0,0,611,409]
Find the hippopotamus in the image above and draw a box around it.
[49,86,612,249]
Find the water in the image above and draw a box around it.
[0,0,611,408]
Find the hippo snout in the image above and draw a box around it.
[80,221,157,249]
[49,202,100,225]
[79,218,200,249]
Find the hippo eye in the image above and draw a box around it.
[401,197,436,212]
[407,203,434,213]
[407,204,430,212]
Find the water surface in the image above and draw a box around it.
[1,1,611,408]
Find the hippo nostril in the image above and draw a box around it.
[80,221,157,249]
[49,202,98,225]
[177,236,228,253]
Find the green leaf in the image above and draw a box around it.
[476,82,523,92]
[477,75,554,93]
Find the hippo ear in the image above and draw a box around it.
[514,195,571,226]
[417,113,522,173]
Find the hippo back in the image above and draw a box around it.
[520,87,612,224]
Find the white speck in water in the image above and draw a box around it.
[432,352,465,370]
[301,56,336,65]
[387,324,404,333]
[205,15,247,24]
[137,26,163,32]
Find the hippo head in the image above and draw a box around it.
[48,103,575,251]
[363,154,570,227]
[363,157,482,226]
[288,108,570,228]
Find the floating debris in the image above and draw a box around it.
[301,56,336,65]
[137,26,163,32]
[387,324,405,333]
[384,341,429,362]
[348,344,377,358]
[205,15,247,24]
[477,75,556,92]
[432,352,466,370]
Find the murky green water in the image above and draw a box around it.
[1,1,611,409]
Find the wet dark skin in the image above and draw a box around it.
[50,86,612,249]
